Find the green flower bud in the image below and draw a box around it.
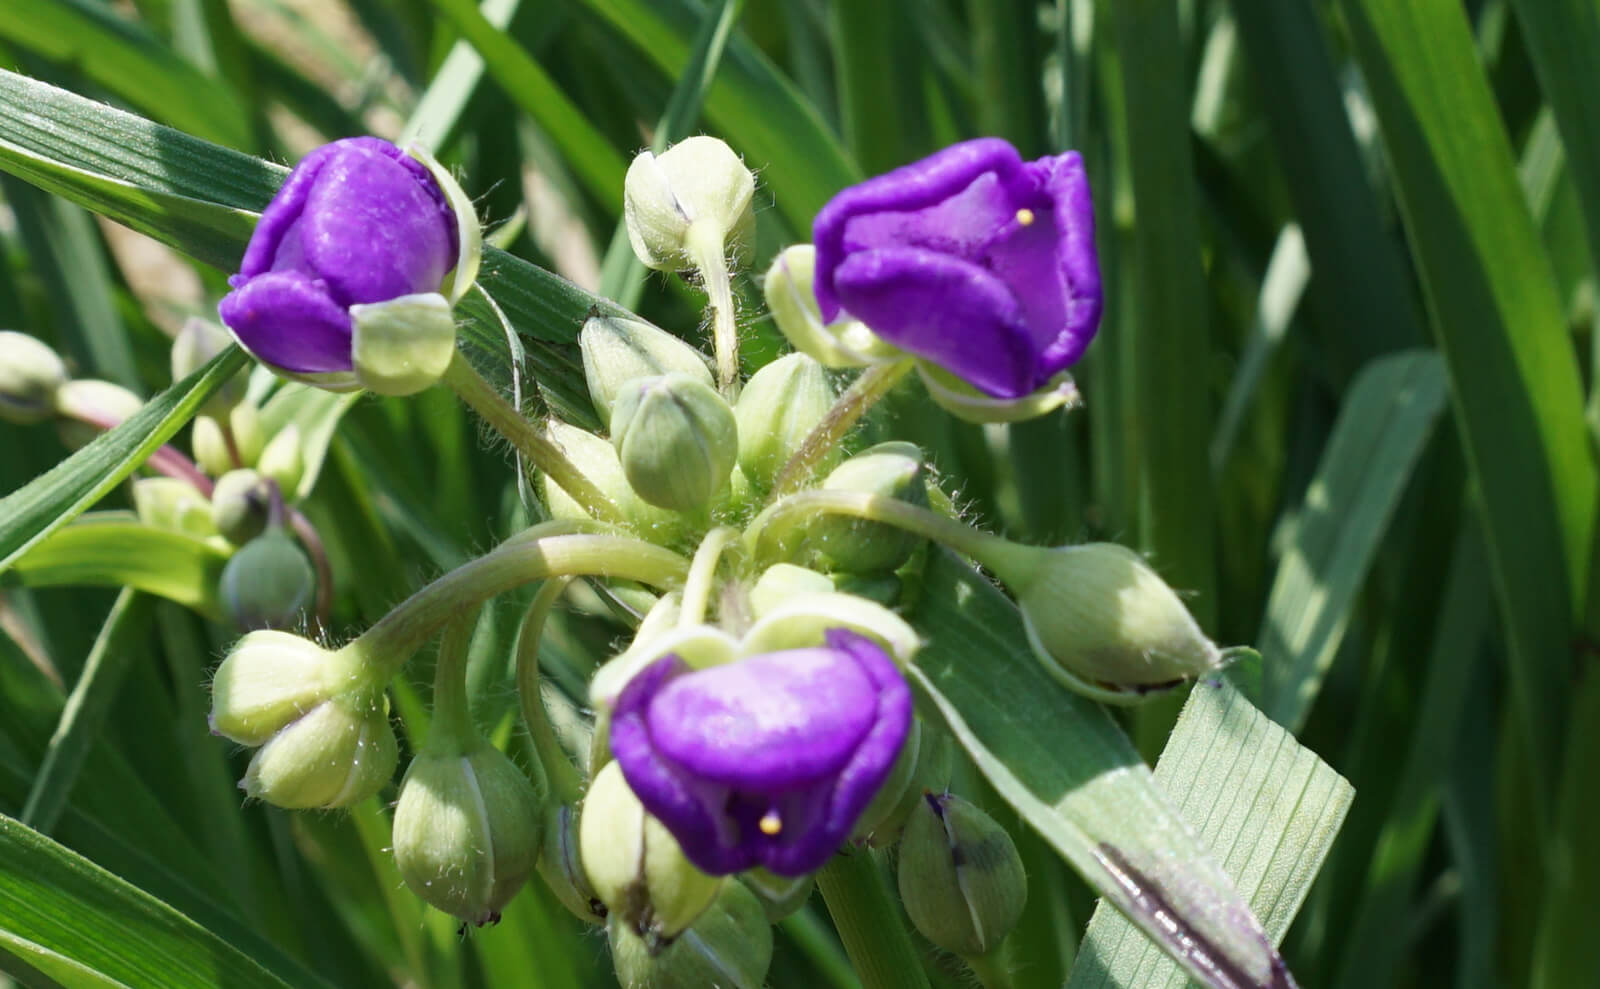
[610,374,737,514]
[241,691,397,808]
[393,744,545,925]
[0,331,67,424]
[192,415,232,476]
[54,380,141,449]
[748,564,834,620]
[132,477,216,539]
[257,423,305,497]
[987,542,1222,697]
[624,137,755,273]
[538,803,608,924]
[762,246,897,369]
[739,869,814,923]
[812,442,929,573]
[580,314,714,429]
[350,292,457,396]
[609,878,772,986]
[229,401,265,468]
[209,469,269,545]
[171,317,244,414]
[581,761,723,945]
[539,420,688,545]
[219,527,315,631]
[209,630,343,745]
[897,792,1026,957]
[733,353,838,491]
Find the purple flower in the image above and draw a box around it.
[812,138,1102,399]
[610,628,912,877]
[219,137,458,378]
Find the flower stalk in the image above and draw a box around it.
[770,358,914,497]
[515,578,583,805]
[815,852,932,989]
[685,221,741,398]
[746,489,1010,568]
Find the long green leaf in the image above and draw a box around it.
[1338,0,1597,815]
[1067,666,1353,987]
[908,550,1292,989]
[1258,351,1448,730]
[0,814,294,988]
[0,347,247,574]
[5,514,227,614]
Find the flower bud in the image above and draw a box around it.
[624,137,755,273]
[191,415,231,476]
[581,761,723,945]
[811,442,929,573]
[209,630,340,745]
[257,423,305,497]
[739,590,921,669]
[0,331,67,424]
[538,803,608,924]
[610,374,737,514]
[209,469,269,545]
[219,526,315,631]
[609,878,772,986]
[132,477,216,539]
[763,246,897,369]
[193,403,263,476]
[580,314,714,429]
[393,745,545,925]
[229,401,265,467]
[54,380,141,449]
[539,420,688,545]
[171,317,245,414]
[897,792,1026,957]
[241,691,397,808]
[748,564,834,619]
[733,353,838,491]
[987,542,1222,696]
[350,292,458,396]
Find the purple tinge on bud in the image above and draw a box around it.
[812,138,1102,399]
[610,628,912,877]
[218,137,458,375]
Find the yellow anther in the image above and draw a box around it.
[1015,208,1035,227]
[759,810,783,835]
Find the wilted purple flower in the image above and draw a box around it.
[219,137,458,378]
[812,138,1102,399]
[610,628,912,877]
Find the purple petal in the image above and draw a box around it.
[217,271,353,373]
[237,142,340,279]
[1021,152,1101,373]
[831,247,1040,399]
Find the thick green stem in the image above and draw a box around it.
[685,221,740,398]
[679,526,739,626]
[747,489,1012,569]
[963,948,1016,989]
[771,359,914,496]
[348,521,689,677]
[442,349,625,524]
[426,612,478,754]
[816,852,932,989]
[515,578,583,805]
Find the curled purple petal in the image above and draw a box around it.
[217,270,353,374]
[611,629,912,877]
[812,138,1102,398]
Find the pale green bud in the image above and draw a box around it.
[897,792,1026,957]
[132,477,216,539]
[0,331,67,424]
[739,590,921,668]
[748,564,834,620]
[350,292,457,396]
[611,373,737,513]
[210,469,270,545]
[209,630,343,745]
[538,803,608,924]
[988,542,1222,696]
[192,415,232,477]
[539,420,688,546]
[54,379,142,449]
[171,317,244,414]
[581,761,723,944]
[609,878,772,985]
[762,246,897,368]
[734,353,838,491]
[812,442,929,573]
[256,424,305,497]
[580,314,714,429]
[241,692,397,809]
[219,527,315,631]
[393,745,546,925]
[624,137,755,272]
[229,402,265,468]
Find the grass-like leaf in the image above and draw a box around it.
[4,514,228,616]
